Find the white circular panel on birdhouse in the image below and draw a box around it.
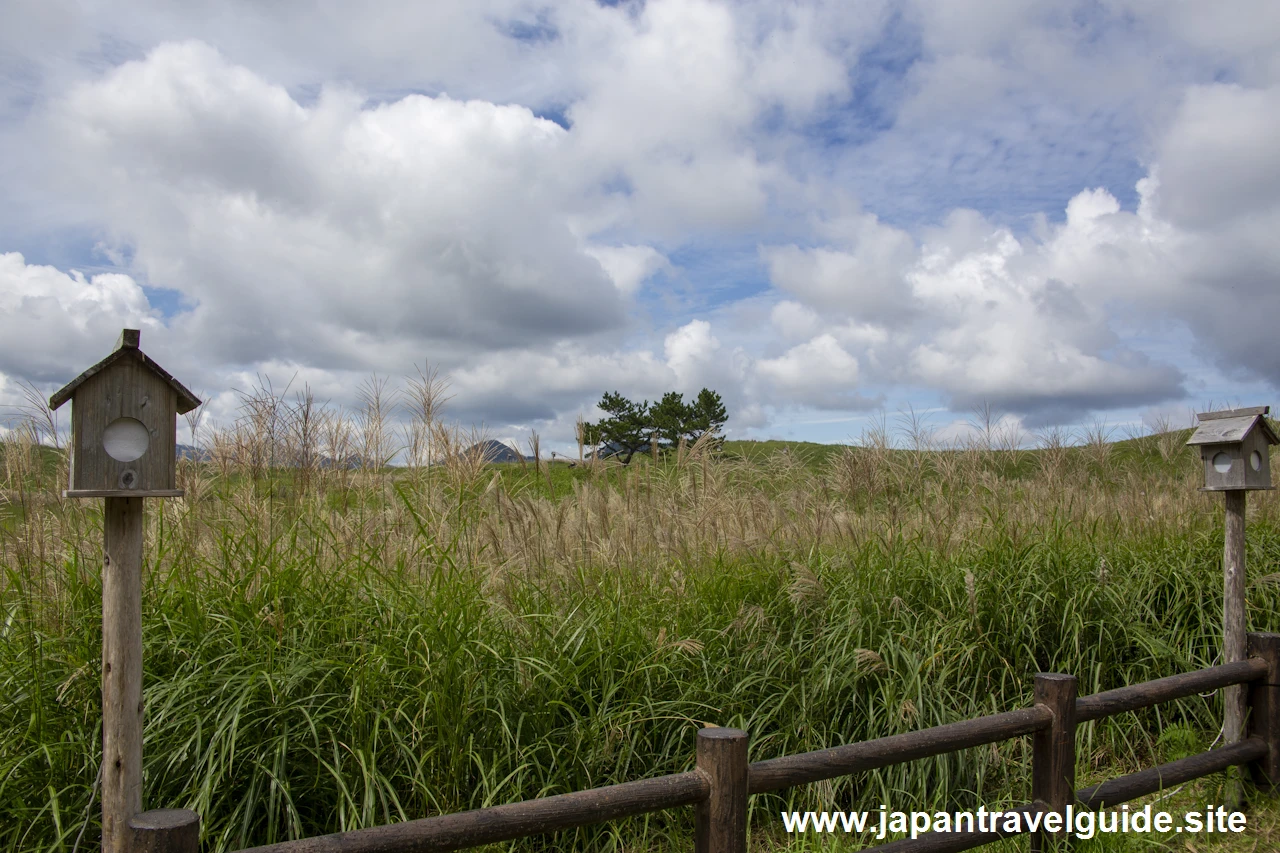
[1212,452,1233,474]
[1252,450,1263,471]
[103,417,150,461]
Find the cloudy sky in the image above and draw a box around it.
[3,0,1279,451]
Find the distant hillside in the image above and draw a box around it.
[462,440,532,463]
[176,444,211,462]
[721,439,845,466]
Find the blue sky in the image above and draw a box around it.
[2,0,1279,453]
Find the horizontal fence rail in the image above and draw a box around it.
[235,772,708,853]
[1076,737,1269,811]
[870,739,1273,853]
[1076,658,1269,723]
[127,632,1277,853]
[747,707,1054,794]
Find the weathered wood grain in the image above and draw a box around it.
[1223,489,1249,807]
[1030,673,1075,852]
[70,360,178,492]
[1247,632,1280,788]
[1197,406,1271,421]
[103,496,144,853]
[130,809,200,853]
[49,330,200,414]
[1224,490,1248,751]
[695,728,748,853]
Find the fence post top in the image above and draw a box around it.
[698,727,747,741]
[1248,634,1280,685]
[1034,672,1077,683]
[129,808,200,830]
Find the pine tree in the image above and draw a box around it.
[584,388,729,464]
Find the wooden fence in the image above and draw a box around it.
[132,632,1280,853]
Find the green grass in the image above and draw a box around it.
[722,440,848,469]
[2,431,1279,851]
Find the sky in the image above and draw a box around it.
[2,0,1279,454]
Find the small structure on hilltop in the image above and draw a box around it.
[49,328,201,495]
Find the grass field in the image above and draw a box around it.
[2,401,1280,851]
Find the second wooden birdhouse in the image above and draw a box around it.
[1186,406,1278,491]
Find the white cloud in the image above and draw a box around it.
[557,0,875,234]
[3,1,1280,444]
[769,300,821,341]
[583,244,668,296]
[41,41,627,372]
[763,211,918,321]
[0,253,161,382]
[760,189,1192,421]
[663,320,722,389]
[755,334,864,409]
[1148,84,1280,229]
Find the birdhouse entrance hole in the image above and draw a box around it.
[1212,452,1232,474]
[103,417,150,462]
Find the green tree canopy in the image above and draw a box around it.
[590,390,652,464]
[688,388,728,446]
[585,388,728,463]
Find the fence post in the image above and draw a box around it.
[1247,632,1280,790]
[695,727,748,853]
[1223,491,1248,756]
[1032,673,1077,852]
[129,809,200,853]
[103,495,145,853]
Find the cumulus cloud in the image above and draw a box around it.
[663,320,721,387]
[3,1,1280,446]
[759,187,1197,422]
[756,83,1280,420]
[769,300,821,341]
[445,319,748,432]
[0,253,161,382]
[583,244,668,297]
[755,334,872,409]
[562,0,864,234]
[41,41,628,372]
[1147,84,1280,229]
[764,212,917,321]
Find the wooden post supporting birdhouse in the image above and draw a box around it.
[49,329,200,853]
[1188,406,1278,803]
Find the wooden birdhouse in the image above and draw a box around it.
[48,329,201,496]
[1187,406,1278,491]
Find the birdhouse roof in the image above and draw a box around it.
[48,329,201,415]
[1187,406,1279,447]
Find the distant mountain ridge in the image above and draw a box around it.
[462,439,533,463]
